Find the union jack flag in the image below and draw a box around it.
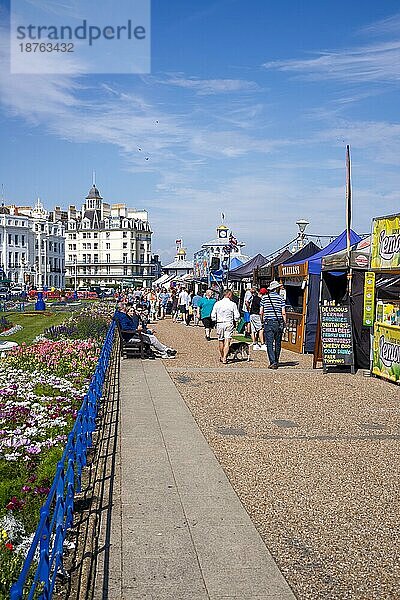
[229,234,238,249]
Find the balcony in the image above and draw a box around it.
[66,260,151,266]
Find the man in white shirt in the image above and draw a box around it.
[211,290,240,364]
[177,286,190,324]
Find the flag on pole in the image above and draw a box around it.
[345,144,352,265]
[221,212,225,222]
[229,233,238,249]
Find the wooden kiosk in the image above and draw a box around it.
[278,261,309,353]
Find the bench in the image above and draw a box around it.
[116,321,151,359]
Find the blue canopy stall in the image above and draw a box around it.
[279,231,361,353]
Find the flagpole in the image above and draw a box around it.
[345,144,352,294]
[345,145,352,264]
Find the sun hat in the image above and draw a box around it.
[259,287,267,295]
[268,281,282,291]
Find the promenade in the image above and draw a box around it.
[91,321,400,600]
[94,358,296,599]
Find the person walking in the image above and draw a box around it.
[190,290,203,326]
[249,287,266,351]
[171,289,179,322]
[260,281,286,369]
[197,289,217,340]
[242,283,252,338]
[177,286,190,324]
[211,289,240,364]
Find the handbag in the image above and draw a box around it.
[266,293,285,332]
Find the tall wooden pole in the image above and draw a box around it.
[345,145,352,294]
[345,145,352,266]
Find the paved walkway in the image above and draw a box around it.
[95,359,296,600]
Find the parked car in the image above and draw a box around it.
[10,286,24,297]
[0,288,9,300]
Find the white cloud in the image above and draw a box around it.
[263,40,400,84]
[162,75,259,95]
[358,13,400,37]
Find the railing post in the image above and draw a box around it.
[38,509,50,599]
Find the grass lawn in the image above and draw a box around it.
[1,310,73,345]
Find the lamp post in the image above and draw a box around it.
[35,225,46,311]
[296,219,309,250]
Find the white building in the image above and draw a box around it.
[0,199,65,289]
[153,241,193,288]
[65,185,153,289]
[193,223,250,284]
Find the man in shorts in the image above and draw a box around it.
[177,286,190,324]
[249,287,266,351]
[211,290,240,364]
[242,283,252,337]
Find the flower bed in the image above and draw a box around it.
[0,303,114,598]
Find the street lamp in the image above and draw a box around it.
[296,219,309,250]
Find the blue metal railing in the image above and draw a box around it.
[10,321,116,600]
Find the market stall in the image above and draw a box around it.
[370,213,400,384]
[320,237,371,370]
[277,242,321,353]
[280,232,361,353]
[255,249,292,289]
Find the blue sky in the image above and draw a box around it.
[1,0,400,262]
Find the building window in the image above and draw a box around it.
[123,253,128,264]
[106,243,110,250]
[93,232,98,238]
[106,254,110,263]
[123,266,128,275]
[22,235,25,246]
[123,232,128,238]
[15,235,19,245]
[123,242,127,249]
[93,243,98,249]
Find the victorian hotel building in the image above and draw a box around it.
[65,185,153,289]
[0,199,65,289]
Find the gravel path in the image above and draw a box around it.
[153,318,400,600]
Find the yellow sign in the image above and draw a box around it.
[372,322,400,384]
[363,271,375,327]
[371,214,400,270]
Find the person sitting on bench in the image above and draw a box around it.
[115,303,176,358]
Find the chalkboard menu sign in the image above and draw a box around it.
[320,303,354,371]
